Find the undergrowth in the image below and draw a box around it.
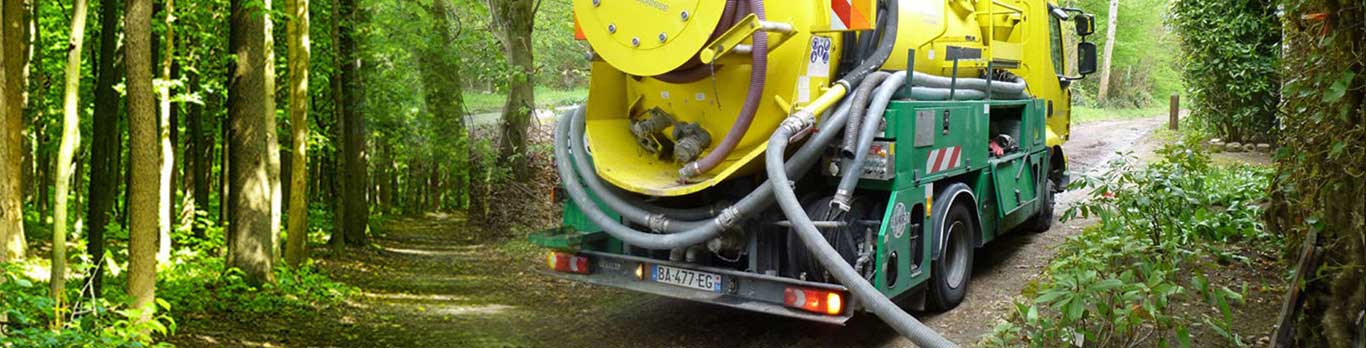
[982,139,1277,348]
[0,211,354,347]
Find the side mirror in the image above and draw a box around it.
[1077,42,1098,75]
[1075,14,1095,36]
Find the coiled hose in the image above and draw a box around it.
[554,97,856,250]
[679,0,769,180]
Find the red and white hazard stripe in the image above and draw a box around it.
[829,0,873,31]
[925,146,962,174]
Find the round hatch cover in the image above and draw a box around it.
[574,0,728,76]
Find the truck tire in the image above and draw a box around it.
[927,200,976,312]
[1028,180,1056,233]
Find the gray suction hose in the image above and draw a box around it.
[841,71,891,158]
[766,117,958,348]
[909,86,988,100]
[554,98,856,250]
[908,71,1027,99]
[569,116,706,232]
[833,70,907,211]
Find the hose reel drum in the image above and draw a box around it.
[573,0,731,76]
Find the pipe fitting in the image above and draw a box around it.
[647,214,671,233]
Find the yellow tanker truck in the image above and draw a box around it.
[533,0,1098,345]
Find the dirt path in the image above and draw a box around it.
[171,117,1166,348]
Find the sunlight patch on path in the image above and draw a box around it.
[361,291,470,302]
[428,304,515,316]
[380,245,485,257]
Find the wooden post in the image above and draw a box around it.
[1169,94,1180,130]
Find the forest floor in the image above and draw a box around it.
[168,115,1285,348]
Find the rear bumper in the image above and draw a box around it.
[545,250,856,325]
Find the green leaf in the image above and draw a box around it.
[1330,141,1346,159]
[1176,325,1191,348]
[1091,279,1124,292]
[1065,299,1086,322]
[1035,290,1067,304]
[14,278,32,288]
[1324,71,1356,103]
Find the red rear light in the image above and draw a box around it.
[546,252,592,274]
[784,287,845,315]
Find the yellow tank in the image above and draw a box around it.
[574,0,1072,197]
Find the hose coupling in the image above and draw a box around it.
[717,206,743,229]
[779,111,816,136]
[678,162,703,181]
[831,190,853,212]
[647,214,671,233]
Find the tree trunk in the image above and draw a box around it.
[0,0,9,330]
[263,0,281,261]
[1,0,29,261]
[125,0,158,323]
[284,0,310,267]
[157,0,175,264]
[1268,1,1365,346]
[192,71,211,235]
[338,0,367,246]
[85,0,123,297]
[51,0,91,325]
[327,0,344,249]
[228,0,276,285]
[487,0,535,181]
[417,0,467,209]
[219,99,230,226]
[1096,0,1118,102]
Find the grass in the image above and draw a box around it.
[1072,105,1169,123]
[464,86,588,114]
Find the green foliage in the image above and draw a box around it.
[1170,0,1281,142]
[984,142,1275,347]
[1072,0,1184,108]
[1071,105,1168,123]
[1265,1,1365,345]
[158,225,354,315]
[1,263,175,348]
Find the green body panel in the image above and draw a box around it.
[871,187,931,295]
[875,98,1052,298]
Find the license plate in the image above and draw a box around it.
[651,265,722,293]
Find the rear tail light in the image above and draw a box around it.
[546,252,592,274]
[783,287,845,315]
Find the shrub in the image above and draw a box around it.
[1170,0,1282,143]
[983,142,1275,347]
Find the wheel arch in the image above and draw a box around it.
[929,182,981,261]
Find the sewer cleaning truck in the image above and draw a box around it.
[531,0,1098,345]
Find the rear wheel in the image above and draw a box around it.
[927,201,976,311]
[1028,179,1056,233]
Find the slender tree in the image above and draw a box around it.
[264,0,281,260]
[228,0,276,285]
[125,0,159,323]
[86,0,123,296]
[52,0,92,326]
[284,0,310,267]
[1,0,28,260]
[0,1,8,330]
[487,0,536,180]
[1096,0,1119,102]
[157,0,176,264]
